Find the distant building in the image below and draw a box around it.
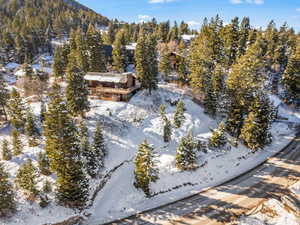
[84,72,140,101]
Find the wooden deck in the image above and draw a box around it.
[89,85,141,96]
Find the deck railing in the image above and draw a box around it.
[89,85,141,95]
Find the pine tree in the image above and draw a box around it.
[37,152,51,176]
[2,139,11,161]
[44,84,89,208]
[66,54,90,117]
[87,122,106,178]
[74,28,89,72]
[238,17,250,57]
[79,121,90,159]
[25,110,40,147]
[112,29,127,72]
[87,24,106,72]
[225,99,244,137]
[134,140,158,196]
[159,45,172,79]
[176,132,197,170]
[175,40,188,84]
[240,93,274,151]
[40,100,46,123]
[11,128,22,156]
[135,30,158,95]
[222,17,240,68]
[190,17,224,107]
[173,100,185,128]
[7,88,26,130]
[209,122,227,149]
[227,39,265,107]
[163,117,172,143]
[43,180,52,193]
[15,159,38,195]
[0,163,15,217]
[53,47,65,79]
[0,74,9,121]
[282,44,300,99]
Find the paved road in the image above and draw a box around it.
[102,132,300,225]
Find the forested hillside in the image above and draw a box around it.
[0,0,109,63]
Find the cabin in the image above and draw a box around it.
[84,72,140,101]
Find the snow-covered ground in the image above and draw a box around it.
[1,84,300,225]
[237,181,300,225]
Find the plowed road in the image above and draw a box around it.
[102,132,300,225]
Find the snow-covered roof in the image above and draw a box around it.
[84,72,132,83]
[182,34,196,41]
[126,43,137,51]
[5,62,20,70]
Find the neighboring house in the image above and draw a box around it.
[125,43,137,64]
[3,62,20,73]
[84,72,140,101]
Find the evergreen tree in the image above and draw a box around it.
[225,99,244,137]
[0,74,9,121]
[190,16,224,111]
[43,180,52,194]
[173,100,185,128]
[240,93,274,150]
[1,139,11,161]
[176,132,197,170]
[222,17,240,68]
[87,122,106,178]
[238,17,251,57]
[25,110,40,147]
[159,104,172,142]
[112,29,127,72]
[40,100,46,123]
[227,39,265,107]
[175,40,189,84]
[0,163,15,217]
[52,47,65,79]
[37,152,51,176]
[134,140,158,196]
[66,54,90,117]
[44,84,89,208]
[135,30,158,95]
[7,88,26,130]
[74,28,89,72]
[87,24,106,72]
[282,44,300,99]
[11,128,22,156]
[209,122,227,149]
[159,45,172,79]
[15,159,38,195]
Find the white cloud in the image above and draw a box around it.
[149,0,177,3]
[187,20,201,28]
[230,0,264,5]
[138,15,152,23]
[230,0,242,4]
[297,8,300,12]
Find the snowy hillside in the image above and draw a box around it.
[0,84,299,225]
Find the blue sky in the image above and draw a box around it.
[77,0,300,31]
